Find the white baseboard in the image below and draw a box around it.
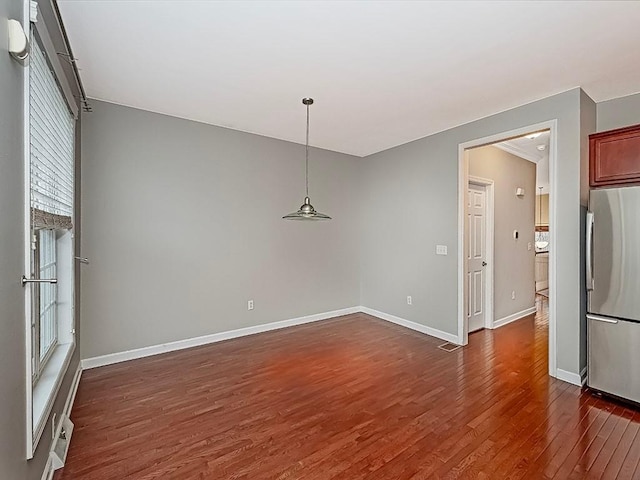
[492,306,537,329]
[81,306,360,369]
[556,367,584,387]
[360,306,459,344]
[81,305,463,370]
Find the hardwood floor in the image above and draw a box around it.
[56,298,640,479]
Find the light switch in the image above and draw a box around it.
[436,245,448,255]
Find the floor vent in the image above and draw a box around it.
[438,342,462,352]
[51,415,74,471]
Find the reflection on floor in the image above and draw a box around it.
[57,301,639,479]
[536,291,549,326]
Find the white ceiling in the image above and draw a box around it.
[58,1,640,157]
[495,131,551,193]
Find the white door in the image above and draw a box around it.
[467,183,487,332]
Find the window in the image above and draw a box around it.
[33,230,58,380]
[26,24,77,457]
[38,230,57,361]
[29,27,75,371]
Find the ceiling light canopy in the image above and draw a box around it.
[283,98,331,221]
[525,132,543,140]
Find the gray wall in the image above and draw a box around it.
[596,92,640,132]
[80,101,362,359]
[0,2,29,476]
[360,88,587,378]
[469,146,536,322]
[0,1,81,478]
[81,89,606,383]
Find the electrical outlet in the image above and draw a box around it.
[247,300,254,311]
[407,296,412,305]
[511,291,516,300]
[528,242,532,251]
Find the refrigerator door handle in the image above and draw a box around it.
[586,211,594,291]
[587,314,618,324]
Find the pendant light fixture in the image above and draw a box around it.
[283,98,331,221]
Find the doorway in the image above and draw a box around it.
[458,120,558,378]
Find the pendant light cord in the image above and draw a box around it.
[305,102,310,197]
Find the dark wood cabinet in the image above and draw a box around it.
[590,124,640,187]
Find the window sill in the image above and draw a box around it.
[32,341,75,450]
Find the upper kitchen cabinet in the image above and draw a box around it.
[590,124,640,187]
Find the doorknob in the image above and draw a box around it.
[482,261,487,266]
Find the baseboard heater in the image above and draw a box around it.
[50,414,74,470]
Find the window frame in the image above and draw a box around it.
[23,8,78,459]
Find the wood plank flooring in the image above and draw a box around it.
[56,297,640,479]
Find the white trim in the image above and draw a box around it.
[547,122,559,379]
[458,149,469,345]
[23,0,34,459]
[468,176,495,330]
[360,307,459,344]
[492,306,537,329]
[556,368,584,387]
[81,307,360,369]
[458,120,559,380]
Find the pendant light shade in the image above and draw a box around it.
[283,196,332,220]
[283,98,331,221]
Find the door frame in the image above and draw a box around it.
[457,120,558,379]
[467,176,495,331]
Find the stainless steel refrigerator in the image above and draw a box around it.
[587,185,640,404]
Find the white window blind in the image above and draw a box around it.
[30,32,75,226]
